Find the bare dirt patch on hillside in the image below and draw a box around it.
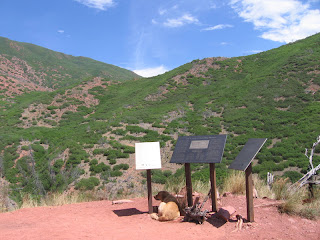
[173,57,228,84]
[18,77,106,128]
[0,194,319,240]
[0,55,53,98]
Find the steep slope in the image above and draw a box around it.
[0,33,319,202]
[0,36,139,98]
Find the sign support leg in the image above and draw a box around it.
[147,169,153,214]
[210,163,218,212]
[185,163,193,207]
[245,163,254,222]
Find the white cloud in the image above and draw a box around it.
[133,65,169,78]
[210,3,218,9]
[159,9,167,16]
[202,24,233,31]
[57,30,65,34]
[230,0,320,43]
[164,13,199,28]
[74,0,114,10]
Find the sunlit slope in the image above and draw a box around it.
[0,33,319,198]
[0,36,140,91]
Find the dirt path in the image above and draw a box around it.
[0,195,319,240]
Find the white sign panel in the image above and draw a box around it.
[135,142,162,170]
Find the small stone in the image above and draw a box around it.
[112,199,133,205]
[217,206,236,221]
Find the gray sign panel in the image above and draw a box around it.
[229,138,267,171]
[170,135,227,163]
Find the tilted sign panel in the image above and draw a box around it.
[170,135,227,163]
[228,138,267,171]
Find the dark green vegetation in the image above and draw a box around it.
[0,33,320,204]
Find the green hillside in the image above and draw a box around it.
[0,36,139,90]
[0,33,319,203]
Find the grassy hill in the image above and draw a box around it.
[0,33,319,203]
[0,36,139,95]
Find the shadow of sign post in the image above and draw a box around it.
[228,138,267,222]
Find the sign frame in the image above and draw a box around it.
[135,142,161,170]
[170,135,227,164]
[135,142,162,213]
[228,138,267,222]
[170,135,227,211]
[228,138,267,171]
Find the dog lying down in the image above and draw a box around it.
[150,191,182,221]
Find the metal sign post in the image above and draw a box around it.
[171,135,227,212]
[135,142,162,214]
[229,138,267,222]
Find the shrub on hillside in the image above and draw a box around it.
[110,170,122,177]
[283,171,303,183]
[75,177,100,190]
[90,162,110,174]
[93,149,105,155]
[113,164,129,171]
[109,159,116,165]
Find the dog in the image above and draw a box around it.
[150,191,181,221]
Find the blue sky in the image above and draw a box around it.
[1,0,320,77]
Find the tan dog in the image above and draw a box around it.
[150,191,181,221]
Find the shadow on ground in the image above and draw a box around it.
[206,213,227,228]
[113,208,146,217]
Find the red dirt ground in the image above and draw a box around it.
[0,195,319,240]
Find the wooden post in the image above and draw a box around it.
[210,163,218,212]
[245,163,254,222]
[185,163,193,207]
[147,169,153,214]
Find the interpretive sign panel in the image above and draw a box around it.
[229,138,267,171]
[170,135,227,164]
[135,142,161,170]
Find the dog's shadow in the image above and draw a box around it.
[113,208,147,217]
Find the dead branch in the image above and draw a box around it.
[292,135,320,189]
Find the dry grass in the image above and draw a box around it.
[164,174,211,195]
[165,175,186,194]
[192,180,211,195]
[222,171,246,195]
[20,192,100,209]
[221,171,273,198]
[272,177,290,200]
[0,182,9,212]
[278,186,320,219]
[253,174,274,199]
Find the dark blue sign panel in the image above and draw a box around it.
[170,135,227,164]
[229,138,267,171]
